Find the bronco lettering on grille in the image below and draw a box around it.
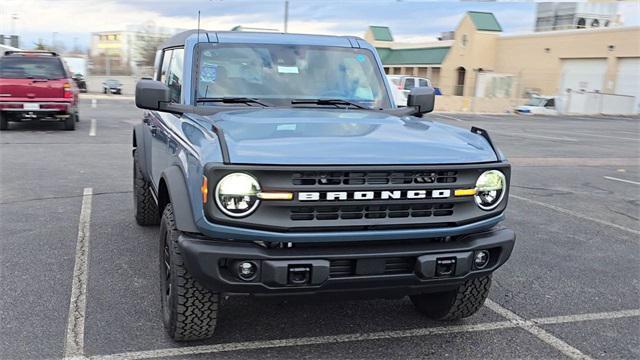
[298,190,451,201]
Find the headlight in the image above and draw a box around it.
[474,170,506,210]
[215,173,261,217]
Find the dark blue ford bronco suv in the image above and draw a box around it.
[133,30,515,341]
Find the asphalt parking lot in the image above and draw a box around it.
[1,97,639,360]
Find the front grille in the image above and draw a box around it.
[290,203,455,221]
[292,171,457,186]
[329,257,416,278]
[204,163,510,232]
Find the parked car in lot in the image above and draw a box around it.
[0,51,79,130]
[72,73,87,93]
[387,75,408,106]
[102,79,122,94]
[133,30,515,341]
[388,75,433,96]
[515,96,558,115]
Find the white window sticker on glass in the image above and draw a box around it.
[277,66,299,74]
[200,63,218,82]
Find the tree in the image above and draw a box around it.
[33,39,49,50]
[136,33,167,67]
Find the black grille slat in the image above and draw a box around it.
[291,203,454,221]
[291,171,458,186]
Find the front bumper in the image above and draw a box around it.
[178,227,515,297]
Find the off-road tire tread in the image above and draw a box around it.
[133,151,160,225]
[411,275,491,321]
[162,205,219,341]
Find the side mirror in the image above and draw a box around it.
[407,87,435,115]
[135,80,170,110]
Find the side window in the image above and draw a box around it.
[418,78,429,87]
[403,78,415,90]
[159,49,172,83]
[166,48,184,103]
[545,98,555,108]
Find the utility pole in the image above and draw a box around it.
[283,0,289,33]
[10,13,18,35]
[52,32,58,51]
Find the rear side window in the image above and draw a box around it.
[159,50,172,83]
[403,78,415,90]
[419,78,429,87]
[0,57,66,79]
[165,48,184,103]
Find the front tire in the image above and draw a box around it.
[64,114,76,130]
[133,150,159,225]
[0,113,7,130]
[410,275,491,320]
[160,204,219,341]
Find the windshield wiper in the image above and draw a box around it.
[291,98,369,109]
[196,97,270,107]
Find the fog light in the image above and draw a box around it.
[237,261,257,281]
[474,250,490,269]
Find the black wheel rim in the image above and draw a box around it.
[161,230,172,324]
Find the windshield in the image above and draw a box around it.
[525,97,547,106]
[196,44,391,108]
[0,56,66,79]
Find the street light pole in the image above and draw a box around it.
[284,0,289,33]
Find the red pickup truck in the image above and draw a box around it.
[0,51,79,130]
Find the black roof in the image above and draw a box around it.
[161,30,205,49]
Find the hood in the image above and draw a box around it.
[207,108,498,165]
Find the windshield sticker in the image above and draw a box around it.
[200,63,217,82]
[277,65,299,74]
[276,124,297,131]
[355,54,366,63]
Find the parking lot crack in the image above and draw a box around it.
[0,190,132,206]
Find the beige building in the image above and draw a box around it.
[366,11,640,111]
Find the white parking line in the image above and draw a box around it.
[533,309,640,325]
[89,322,515,360]
[63,188,93,359]
[86,305,640,360]
[433,113,465,122]
[604,176,640,186]
[89,119,96,137]
[91,99,97,108]
[485,299,592,360]
[492,131,578,142]
[510,194,640,237]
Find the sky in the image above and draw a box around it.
[1,0,639,52]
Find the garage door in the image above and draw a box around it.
[560,58,607,93]
[615,57,640,112]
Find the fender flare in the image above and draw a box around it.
[161,166,199,233]
[133,123,149,179]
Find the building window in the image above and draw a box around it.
[455,67,466,96]
[461,34,468,47]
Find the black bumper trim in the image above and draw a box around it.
[178,227,515,296]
